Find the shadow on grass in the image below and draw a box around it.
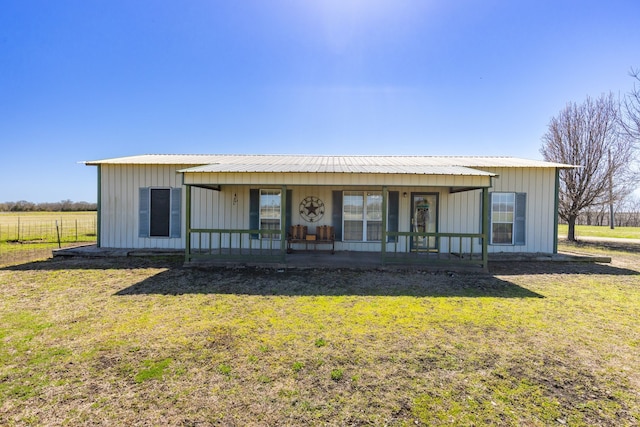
[3,254,637,297]
[0,255,184,271]
[112,266,546,298]
[562,237,640,253]
[1,256,549,298]
[4,254,637,276]
[489,261,639,276]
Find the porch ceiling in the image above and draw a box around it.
[180,171,493,189]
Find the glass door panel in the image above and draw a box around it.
[411,193,438,251]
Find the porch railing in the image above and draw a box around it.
[186,228,487,268]
[187,228,285,262]
[383,231,487,267]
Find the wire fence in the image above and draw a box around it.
[0,218,97,244]
[0,217,97,267]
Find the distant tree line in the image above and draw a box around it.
[559,195,640,227]
[0,200,97,212]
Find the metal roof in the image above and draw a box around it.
[83,154,228,165]
[180,163,496,176]
[84,154,574,174]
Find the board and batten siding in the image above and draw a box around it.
[427,167,557,254]
[99,164,188,249]
[99,164,558,254]
[484,167,557,253]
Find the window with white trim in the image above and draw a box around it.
[491,193,514,244]
[343,191,382,241]
[490,192,526,245]
[260,189,281,240]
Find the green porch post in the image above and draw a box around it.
[553,168,560,254]
[381,186,388,262]
[96,165,101,248]
[280,185,287,260]
[482,186,490,271]
[185,184,192,263]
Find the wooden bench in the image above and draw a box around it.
[287,225,335,254]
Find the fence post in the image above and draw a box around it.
[55,220,61,248]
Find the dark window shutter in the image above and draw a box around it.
[514,193,526,245]
[285,189,292,233]
[170,188,182,238]
[139,187,150,238]
[332,191,343,241]
[387,191,399,242]
[150,189,171,237]
[249,189,259,239]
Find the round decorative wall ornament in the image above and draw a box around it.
[299,196,325,222]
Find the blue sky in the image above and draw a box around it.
[1,0,639,203]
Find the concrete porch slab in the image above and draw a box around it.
[52,245,610,270]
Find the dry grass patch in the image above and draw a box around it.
[1,250,639,426]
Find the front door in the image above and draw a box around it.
[411,193,438,251]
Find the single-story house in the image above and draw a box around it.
[84,154,572,269]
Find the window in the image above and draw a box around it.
[250,189,290,240]
[343,191,382,241]
[139,187,181,238]
[260,189,281,239]
[490,192,526,245]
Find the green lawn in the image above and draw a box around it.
[558,224,640,239]
[0,211,97,222]
[0,212,96,265]
[1,250,639,426]
[0,211,97,244]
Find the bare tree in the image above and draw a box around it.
[622,68,640,141]
[540,93,637,241]
[626,196,640,227]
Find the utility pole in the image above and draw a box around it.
[609,149,615,229]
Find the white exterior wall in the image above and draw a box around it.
[438,167,557,253]
[99,164,187,249]
[486,167,557,253]
[98,164,558,254]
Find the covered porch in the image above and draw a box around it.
[180,163,495,270]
